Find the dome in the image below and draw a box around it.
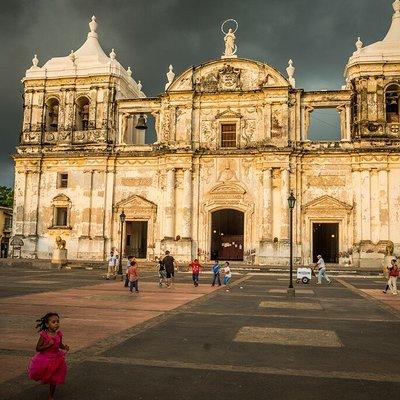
[345,1,400,74]
[24,16,144,97]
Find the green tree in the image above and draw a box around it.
[0,186,13,207]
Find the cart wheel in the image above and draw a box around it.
[302,277,310,284]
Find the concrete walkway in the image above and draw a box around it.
[0,266,399,399]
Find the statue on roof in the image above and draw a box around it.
[221,19,238,58]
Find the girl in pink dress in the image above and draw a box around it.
[28,312,69,400]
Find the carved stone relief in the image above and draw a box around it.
[195,64,242,92]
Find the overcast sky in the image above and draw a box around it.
[0,0,394,187]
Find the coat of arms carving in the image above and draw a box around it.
[195,64,242,92]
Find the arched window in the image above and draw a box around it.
[385,84,400,123]
[75,97,90,131]
[51,194,72,228]
[45,98,59,132]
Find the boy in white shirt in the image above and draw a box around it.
[223,261,232,291]
[106,251,117,279]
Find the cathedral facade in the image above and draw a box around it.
[12,2,400,267]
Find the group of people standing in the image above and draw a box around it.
[108,249,234,292]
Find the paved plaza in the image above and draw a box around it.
[0,265,399,399]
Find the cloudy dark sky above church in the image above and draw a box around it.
[0,0,393,186]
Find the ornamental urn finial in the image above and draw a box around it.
[110,48,116,60]
[89,15,98,33]
[286,59,296,88]
[127,66,132,77]
[137,80,143,91]
[165,64,175,90]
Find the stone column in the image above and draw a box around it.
[360,169,371,241]
[352,169,362,244]
[181,168,192,238]
[370,169,379,243]
[164,168,175,238]
[345,105,351,140]
[262,168,273,240]
[378,169,389,241]
[280,168,290,241]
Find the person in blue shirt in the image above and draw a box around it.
[211,260,221,286]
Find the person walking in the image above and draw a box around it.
[28,312,69,400]
[155,257,167,287]
[162,250,176,288]
[189,258,201,287]
[384,259,399,295]
[315,255,331,285]
[223,261,232,291]
[124,255,133,287]
[211,260,221,286]
[127,261,140,293]
[106,251,117,280]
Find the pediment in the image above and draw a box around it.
[53,194,70,203]
[115,195,157,211]
[303,195,352,211]
[210,183,246,195]
[167,58,289,93]
[215,108,243,120]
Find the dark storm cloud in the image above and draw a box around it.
[0,0,394,186]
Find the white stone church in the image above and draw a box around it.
[12,1,400,267]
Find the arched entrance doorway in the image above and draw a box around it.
[211,209,244,261]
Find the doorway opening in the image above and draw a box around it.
[211,209,244,261]
[312,223,339,263]
[125,221,148,259]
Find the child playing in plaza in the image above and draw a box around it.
[223,261,232,291]
[28,312,69,400]
[211,260,221,286]
[127,260,140,293]
[155,257,166,287]
[189,258,201,287]
[124,255,133,287]
[106,251,117,279]
[383,258,399,295]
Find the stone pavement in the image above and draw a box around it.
[0,266,399,399]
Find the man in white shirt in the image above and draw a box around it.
[106,251,117,279]
[315,255,331,285]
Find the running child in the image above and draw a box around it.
[189,258,201,287]
[223,261,232,291]
[28,312,69,400]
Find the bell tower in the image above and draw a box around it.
[13,16,144,258]
[19,16,143,153]
[344,1,400,140]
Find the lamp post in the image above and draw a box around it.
[117,210,126,277]
[287,191,296,297]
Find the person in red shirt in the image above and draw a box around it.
[189,259,201,287]
[127,261,140,293]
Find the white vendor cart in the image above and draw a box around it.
[296,267,312,284]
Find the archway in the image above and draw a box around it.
[211,209,244,261]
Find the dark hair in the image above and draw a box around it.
[165,250,170,255]
[35,312,60,332]
[130,260,137,266]
[128,255,133,260]
[225,261,230,265]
